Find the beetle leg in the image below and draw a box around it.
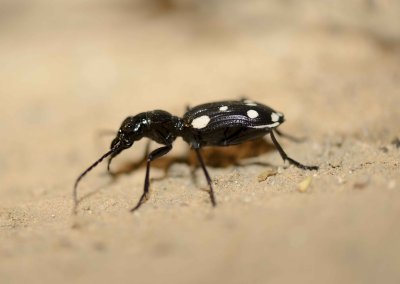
[194,148,217,207]
[270,131,318,170]
[130,144,173,212]
[274,129,305,143]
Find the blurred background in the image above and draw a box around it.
[1,0,399,189]
[1,1,400,283]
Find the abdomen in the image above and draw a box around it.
[182,100,284,148]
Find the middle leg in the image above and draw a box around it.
[194,148,217,207]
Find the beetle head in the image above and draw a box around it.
[73,114,148,210]
[108,114,148,171]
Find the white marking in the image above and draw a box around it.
[244,99,257,106]
[191,115,210,129]
[219,106,228,111]
[247,109,259,119]
[271,112,280,122]
[251,122,280,129]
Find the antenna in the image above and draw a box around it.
[73,147,117,213]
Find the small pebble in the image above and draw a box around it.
[257,168,278,182]
[297,176,313,193]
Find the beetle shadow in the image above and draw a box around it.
[73,181,115,214]
[196,138,275,168]
[73,138,277,213]
[107,138,276,183]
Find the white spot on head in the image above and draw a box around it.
[219,106,228,111]
[191,115,210,129]
[247,109,259,119]
[271,112,280,122]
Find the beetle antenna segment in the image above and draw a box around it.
[73,148,117,211]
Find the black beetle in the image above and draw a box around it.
[73,99,318,212]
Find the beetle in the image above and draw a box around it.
[73,99,318,212]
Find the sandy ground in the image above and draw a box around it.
[1,1,400,283]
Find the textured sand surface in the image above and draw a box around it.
[1,1,400,283]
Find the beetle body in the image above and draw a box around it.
[74,99,318,212]
[182,100,284,148]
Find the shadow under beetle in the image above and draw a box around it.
[73,99,318,212]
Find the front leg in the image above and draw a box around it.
[130,145,173,212]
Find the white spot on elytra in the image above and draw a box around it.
[252,122,280,129]
[244,99,257,106]
[191,115,210,129]
[219,106,228,111]
[247,109,259,119]
[271,112,280,122]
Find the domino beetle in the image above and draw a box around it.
[73,99,318,212]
